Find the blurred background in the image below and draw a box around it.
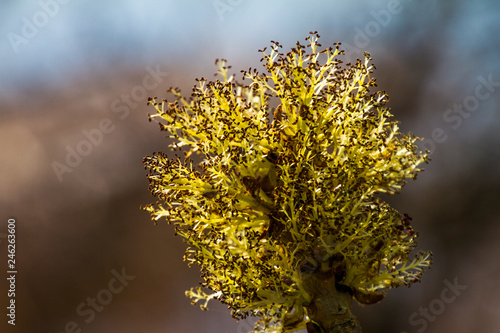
[1,1,499,332]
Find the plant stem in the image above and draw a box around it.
[303,271,361,333]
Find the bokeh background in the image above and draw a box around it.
[1,1,499,332]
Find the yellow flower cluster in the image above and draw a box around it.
[143,32,431,333]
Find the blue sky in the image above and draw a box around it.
[2,1,499,91]
[0,1,402,89]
